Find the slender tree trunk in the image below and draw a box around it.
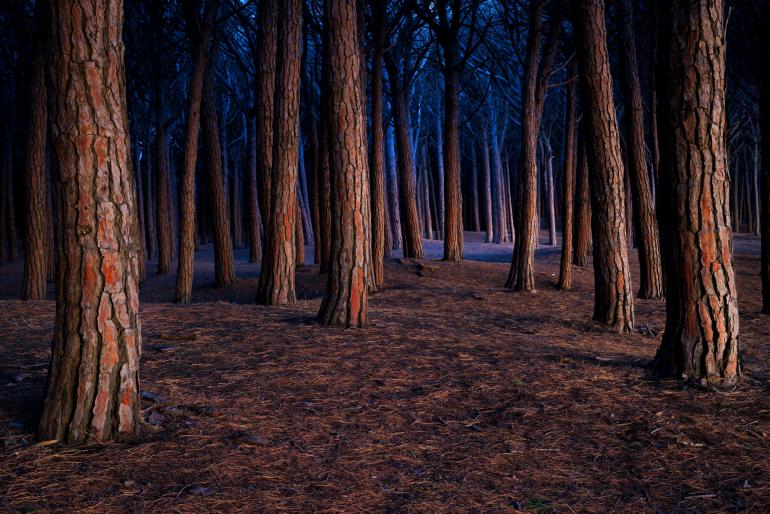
[369,44,386,286]
[202,68,235,287]
[385,127,402,250]
[573,135,592,265]
[257,0,301,305]
[470,144,480,232]
[575,0,634,332]
[155,94,172,275]
[435,114,445,239]
[246,116,262,262]
[385,56,423,258]
[652,0,740,385]
[545,140,557,246]
[40,0,141,442]
[23,16,49,301]
[174,5,214,304]
[481,133,494,242]
[489,113,505,244]
[558,68,577,290]
[420,145,434,240]
[319,0,370,326]
[618,0,664,300]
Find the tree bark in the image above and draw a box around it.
[575,0,634,332]
[255,0,277,241]
[385,127,402,250]
[442,56,463,260]
[246,116,262,262]
[256,0,301,305]
[23,11,49,301]
[369,42,387,286]
[558,68,577,290]
[618,0,664,300]
[480,133,494,242]
[40,0,141,442]
[544,139,557,246]
[652,0,740,385]
[573,135,592,266]
[154,91,173,275]
[318,0,371,326]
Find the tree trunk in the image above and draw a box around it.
[318,0,371,326]
[256,0,301,305]
[39,0,141,442]
[246,116,262,262]
[202,68,235,288]
[317,29,333,273]
[385,56,423,258]
[369,43,386,286]
[385,127,402,250]
[545,140,557,246]
[618,0,664,300]
[575,0,634,332]
[573,135,592,266]
[470,143,480,232]
[442,61,463,260]
[174,5,214,304]
[652,0,741,386]
[23,15,49,301]
[558,68,577,290]
[255,0,277,243]
[480,133,494,242]
[155,93,173,275]
[3,130,17,263]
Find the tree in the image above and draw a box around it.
[175,0,217,304]
[574,0,634,332]
[39,0,142,442]
[652,0,741,385]
[573,134,591,266]
[558,64,577,290]
[318,0,371,327]
[257,0,302,305]
[618,0,663,300]
[22,0,49,301]
[507,0,562,290]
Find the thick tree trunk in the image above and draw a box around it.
[558,69,577,290]
[40,0,141,442]
[385,56,423,258]
[202,68,235,288]
[573,135,592,266]
[618,0,664,300]
[575,0,634,332]
[23,20,49,301]
[174,5,214,304]
[652,0,740,385]
[442,62,463,260]
[318,0,371,326]
[256,0,301,305]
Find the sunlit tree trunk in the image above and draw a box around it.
[40,0,141,442]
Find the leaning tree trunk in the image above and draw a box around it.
[442,52,463,261]
[22,15,49,301]
[39,0,141,442]
[385,56,423,259]
[318,0,371,327]
[174,6,214,304]
[257,0,301,305]
[618,0,664,300]
[762,3,770,315]
[201,68,235,288]
[558,66,577,290]
[575,0,634,332]
[652,0,740,385]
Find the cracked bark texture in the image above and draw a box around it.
[618,0,664,300]
[23,3,49,301]
[201,68,235,287]
[39,0,142,442]
[652,0,741,386]
[318,0,371,327]
[368,5,387,288]
[575,0,634,332]
[558,66,577,291]
[255,0,276,256]
[256,0,301,305]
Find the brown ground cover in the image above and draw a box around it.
[1,233,769,512]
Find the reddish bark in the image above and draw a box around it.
[573,135,592,266]
[558,68,577,290]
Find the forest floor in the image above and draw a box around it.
[1,232,770,513]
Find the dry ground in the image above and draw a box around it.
[1,233,769,513]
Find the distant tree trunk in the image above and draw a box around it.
[155,92,173,275]
[3,129,17,262]
[558,68,577,290]
[39,0,141,442]
[762,3,770,315]
[257,0,301,305]
[318,0,371,326]
[435,114,445,239]
[132,141,146,267]
[652,0,740,385]
[573,135,592,266]
[508,1,562,290]
[295,206,305,266]
[489,112,505,244]
[575,0,634,332]
[228,135,244,250]
[480,133,494,242]
[142,140,155,260]
[544,139,557,246]
[246,116,262,262]
[175,3,215,304]
[23,15,49,301]
[385,55,423,258]
[420,145,434,240]
[385,127,402,250]
[618,0,663,300]
[369,38,386,286]
[202,68,235,288]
